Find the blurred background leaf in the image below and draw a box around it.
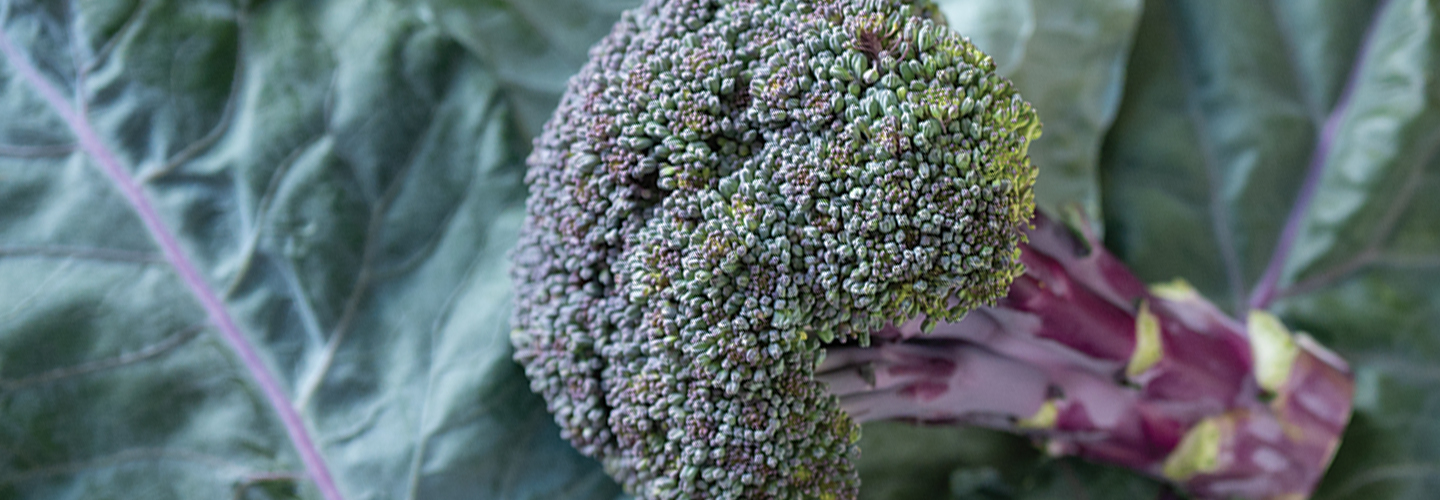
[1099,1,1440,499]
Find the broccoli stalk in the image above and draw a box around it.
[509,0,1353,499]
[820,212,1354,500]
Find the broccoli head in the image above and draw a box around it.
[510,0,1039,498]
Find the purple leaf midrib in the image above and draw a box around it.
[0,27,345,500]
[1248,0,1393,310]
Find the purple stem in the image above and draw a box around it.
[1248,0,1392,310]
[0,28,345,500]
[824,212,1354,499]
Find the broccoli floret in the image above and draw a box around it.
[510,0,1039,498]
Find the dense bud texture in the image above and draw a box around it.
[510,0,1039,498]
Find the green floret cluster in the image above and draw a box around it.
[510,0,1040,498]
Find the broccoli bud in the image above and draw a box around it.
[510,0,1038,498]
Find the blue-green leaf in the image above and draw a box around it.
[0,0,628,498]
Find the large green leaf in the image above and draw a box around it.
[1100,0,1440,499]
[0,0,628,498]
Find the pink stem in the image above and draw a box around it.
[824,213,1354,499]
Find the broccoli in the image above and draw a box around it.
[512,0,1034,497]
[510,1,1354,499]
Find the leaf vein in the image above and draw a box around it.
[0,23,346,500]
[1249,0,1395,309]
[0,446,286,486]
[224,136,327,298]
[0,143,76,158]
[295,111,438,410]
[1275,123,1440,300]
[138,9,247,184]
[0,325,203,391]
[1164,0,1247,313]
[0,244,163,264]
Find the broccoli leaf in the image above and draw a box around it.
[1100,1,1440,499]
[0,0,626,498]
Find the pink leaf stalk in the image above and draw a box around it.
[820,213,1354,500]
